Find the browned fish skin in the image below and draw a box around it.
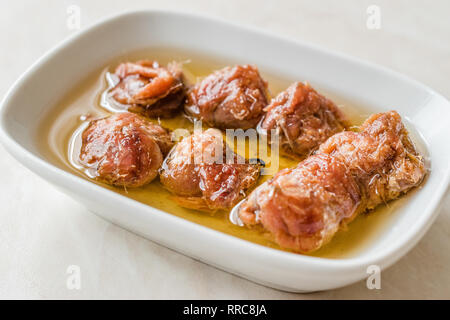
[319,111,425,209]
[185,65,268,129]
[110,60,184,118]
[240,153,361,253]
[239,111,426,253]
[259,82,347,158]
[79,112,173,188]
[160,128,261,211]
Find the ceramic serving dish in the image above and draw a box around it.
[1,10,449,292]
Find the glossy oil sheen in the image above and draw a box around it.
[37,47,419,259]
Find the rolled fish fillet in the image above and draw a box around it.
[238,111,426,253]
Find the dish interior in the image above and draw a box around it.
[36,46,428,259]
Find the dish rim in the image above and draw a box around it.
[0,9,449,273]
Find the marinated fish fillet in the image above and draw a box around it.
[239,111,426,253]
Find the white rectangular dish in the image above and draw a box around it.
[1,10,449,292]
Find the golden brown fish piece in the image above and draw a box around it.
[160,128,261,211]
[319,111,426,209]
[258,82,347,158]
[108,60,184,118]
[79,112,173,188]
[239,111,426,253]
[239,153,361,253]
[185,65,268,129]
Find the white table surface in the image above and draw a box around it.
[1,0,449,299]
